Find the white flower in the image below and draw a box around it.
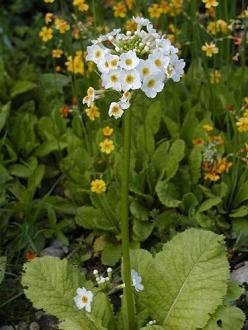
[86,44,109,63]
[131,269,144,292]
[141,74,164,98]
[148,51,170,72]
[107,54,120,70]
[155,38,172,55]
[119,50,140,70]
[108,102,124,119]
[133,16,151,27]
[74,287,93,312]
[119,92,131,109]
[165,55,185,82]
[121,69,141,91]
[101,70,122,91]
[138,59,159,80]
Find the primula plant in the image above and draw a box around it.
[21,17,246,330]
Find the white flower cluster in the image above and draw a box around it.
[84,17,185,119]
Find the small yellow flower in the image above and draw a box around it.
[54,18,70,34]
[244,97,248,105]
[85,104,100,121]
[148,4,163,18]
[90,179,106,194]
[210,70,221,84]
[65,53,84,75]
[207,20,229,35]
[102,126,114,137]
[99,139,115,154]
[203,124,214,132]
[125,0,134,10]
[44,0,55,3]
[201,42,219,57]
[52,49,63,58]
[72,27,81,39]
[202,0,218,9]
[45,13,54,24]
[236,117,248,132]
[39,26,53,42]
[124,19,137,32]
[73,0,89,12]
[204,172,220,181]
[113,2,127,18]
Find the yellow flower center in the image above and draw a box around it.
[125,59,133,66]
[95,50,101,58]
[110,59,118,66]
[110,75,118,83]
[82,296,88,304]
[112,105,120,114]
[154,59,162,67]
[125,75,134,84]
[147,79,155,88]
[142,68,150,76]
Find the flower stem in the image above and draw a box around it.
[120,108,136,330]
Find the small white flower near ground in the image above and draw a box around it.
[74,287,93,312]
[109,102,124,119]
[131,269,144,292]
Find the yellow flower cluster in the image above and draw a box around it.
[207,20,230,35]
[203,158,232,181]
[113,2,127,17]
[65,51,84,75]
[90,179,107,194]
[148,0,183,19]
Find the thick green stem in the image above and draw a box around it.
[120,108,136,330]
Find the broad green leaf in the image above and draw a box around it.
[136,126,155,157]
[189,147,202,184]
[132,220,153,241]
[22,257,105,329]
[203,305,245,330]
[151,141,170,174]
[0,256,7,284]
[145,101,161,134]
[131,229,229,329]
[197,197,222,213]
[34,139,68,157]
[76,206,115,232]
[234,181,248,205]
[101,242,121,266]
[130,201,149,221]
[163,115,179,138]
[156,180,181,208]
[223,280,244,305]
[164,139,185,181]
[0,102,10,132]
[229,206,248,218]
[10,80,37,98]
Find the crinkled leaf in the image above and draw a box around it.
[76,206,115,232]
[131,229,229,329]
[223,280,244,305]
[22,257,101,328]
[203,305,245,330]
[156,180,181,208]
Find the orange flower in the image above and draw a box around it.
[25,251,37,261]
